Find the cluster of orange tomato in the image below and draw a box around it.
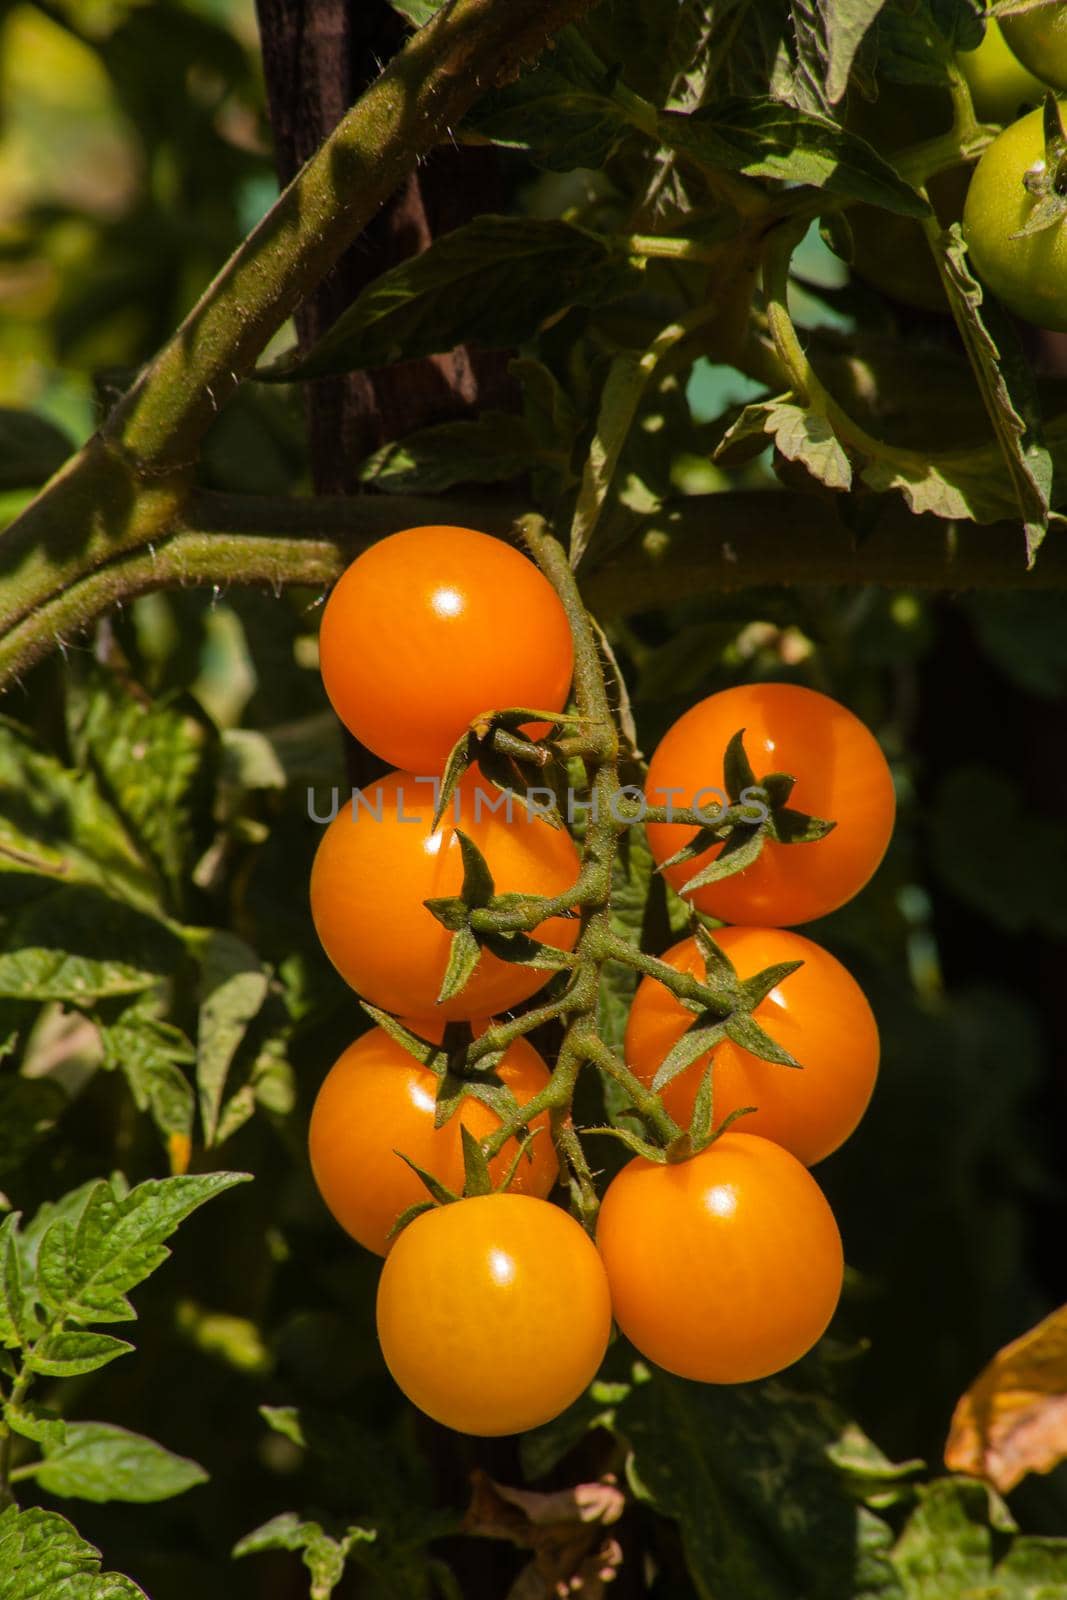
[306,525,895,1436]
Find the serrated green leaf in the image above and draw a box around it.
[4,1401,66,1448]
[66,676,216,915]
[197,931,269,1147]
[27,1330,134,1377]
[619,1371,905,1600]
[99,1000,194,1144]
[465,68,632,172]
[259,1405,305,1448]
[358,412,548,494]
[233,1513,375,1600]
[720,396,853,491]
[35,1172,250,1326]
[0,1213,28,1349]
[659,100,929,215]
[0,887,185,1003]
[0,718,160,915]
[891,1477,1067,1597]
[258,218,642,383]
[0,1072,66,1178]
[32,1422,207,1503]
[0,1504,148,1599]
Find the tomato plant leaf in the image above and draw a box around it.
[357,411,549,494]
[5,1400,66,1450]
[233,1512,375,1600]
[98,998,195,1149]
[27,1330,135,1377]
[0,1212,29,1350]
[196,931,270,1148]
[0,1504,148,1599]
[787,0,888,112]
[0,887,185,1004]
[658,100,930,215]
[27,1421,208,1504]
[463,61,633,173]
[257,218,643,382]
[34,1171,250,1327]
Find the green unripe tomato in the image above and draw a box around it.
[1001,3,1067,93]
[962,102,1067,331]
[958,20,1046,122]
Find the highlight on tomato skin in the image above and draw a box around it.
[318,524,575,774]
[375,1193,613,1437]
[308,1021,559,1256]
[644,682,896,926]
[308,766,581,1020]
[624,926,880,1167]
[595,1133,844,1385]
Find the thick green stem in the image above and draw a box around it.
[0,0,595,648]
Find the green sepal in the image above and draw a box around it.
[433,1069,522,1132]
[688,1059,715,1150]
[480,930,576,972]
[723,1012,801,1067]
[460,1126,494,1197]
[386,1199,437,1243]
[454,830,496,905]
[679,820,765,892]
[657,823,724,871]
[584,1124,667,1163]
[736,958,804,1012]
[1012,93,1067,239]
[768,807,837,844]
[652,1018,728,1091]
[360,1004,447,1070]
[435,927,483,1005]
[760,771,796,808]
[723,728,757,801]
[496,1128,544,1193]
[433,739,474,831]
[391,1152,459,1208]
[693,925,741,995]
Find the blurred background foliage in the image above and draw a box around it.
[1,1,1067,1596]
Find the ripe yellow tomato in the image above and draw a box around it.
[309,1021,558,1255]
[624,927,879,1166]
[644,683,896,926]
[376,1193,612,1434]
[319,525,574,773]
[309,767,580,1018]
[596,1134,843,1383]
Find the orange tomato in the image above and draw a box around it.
[645,683,895,925]
[309,1020,558,1255]
[318,525,575,773]
[309,767,580,1018]
[624,927,879,1165]
[376,1193,612,1434]
[596,1133,843,1383]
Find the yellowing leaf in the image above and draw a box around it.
[945,1302,1067,1492]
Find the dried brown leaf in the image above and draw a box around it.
[944,1301,1067,1492]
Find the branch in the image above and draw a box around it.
[0,0,597,648]
[3,485,1062,689]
